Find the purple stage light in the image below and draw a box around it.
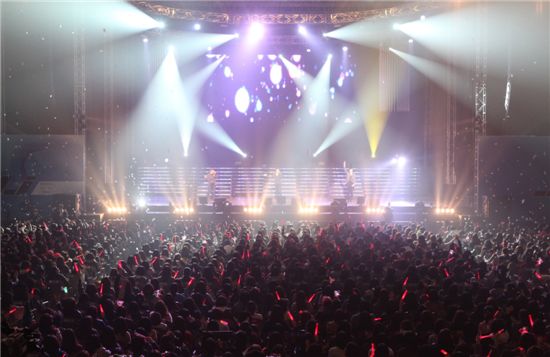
[298,25,307,36]
[193,23,201,31]
[248,22,265,42]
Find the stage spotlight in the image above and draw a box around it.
[244,206,263,215]
[365,207,384,215]
[420,15,426,21]
[298,25,307,36]
[233,33,240,38]
[322,33,328,37]
[299,206,319,215]
[342,46,348,52]
[397,156,407,166]
[174,207,195,215]
[168,45,175,53]
[136,197,147,209]
[193,23,201,31]
[327,53,333,59]
[371,153,376,158]
[242,153,248,158]
[435,207,456,215]
[105,206,128,215]
[249,22,265,42]
[392,23,401,30]
[408,39,413,44]
[157,21,165,29]
[142,37,148,43]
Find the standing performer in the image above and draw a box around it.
[343,162,355,202]
[205,169,217,202]
[273,168,282,199]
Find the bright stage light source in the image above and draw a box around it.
[327,53,333,59]
[244,206,263,215]
[420,15,426,21]
[136,197,147,208]
[342,46,348,52]
[168,45,174,53]
[157,21,166,29]
[174,207,195,215]
[242,153,248,158]
[371,153,376,158]
[193,23,201,31]
[392,23,401,30]
[142,37,148,43]
[249,22,265,42]
[298,25,307,36]
[234,33,240,38]
[397,156,407,166]
[408,39,413,44]
[435,207,456,215]
[322,33,328,37]
[105,206,128,215]
[365,207,384,215]
[299,206,319,215]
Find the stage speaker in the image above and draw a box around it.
[213,198,231,211]
[331,199,347,208]
[198,196,207,205]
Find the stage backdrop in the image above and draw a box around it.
[480,136,550,220]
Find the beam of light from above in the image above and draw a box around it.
[196,114,247,158]
[388,48,470,102]
[168,32,237,62]
[397,3,544,74]
[279,55,314,89]
[323,19,396,48]
[313,102,361,157]
[176,55,226,156]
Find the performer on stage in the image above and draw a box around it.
[205,169,217,202]
[343,161,355,202]
[273,168,282,198]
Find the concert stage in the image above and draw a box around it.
[128,165,432,217]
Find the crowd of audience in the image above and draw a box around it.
[2,210,550,357]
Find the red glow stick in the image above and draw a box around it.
[287,311,295,322]
[314,322,319,337]
[535,271,543,280]
[536,258,543,266]
[99,304,104,317]
[519,327,529,335]
[401,289,408,301]
[173,271,179,279]
[247,250,250,259]
[78,256,84,265]
[150,257,158,265]
[219,320,228,326]
[187,277,195,287]
[444,268,450,278]
[307,293,316,304]
[479,333,493,340]
[493,310,499,319]
[476,272,481,280]
[275,291,281,301]
[74,262,79,273]
[242,250,246,260]
[237,274,241,286]
[100,283,104,296]
[31,288,36,296]
[529,314,534,328]
[325,257,331,265]
[440,349,449,356]
[134,256,139,265]
[117,260,123,270]
[369,343,375,357]
[446,257,455,264]
[7,307,17,315]
[160,233,164,241]
[402,276,409,287]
